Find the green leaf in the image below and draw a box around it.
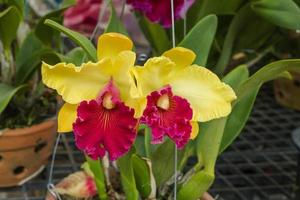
[215,4,254,75]
[132,155,156,199]
[16,32,43,71]
[234,19,275,51]
[222,65,249,90]
[0,6,22,50]
[219,59,300,153]
[60,47,87,65]
[117,149,139,200]
[36,0,76,44]
[218,65,251,153]
[178,171,214,200]
[0,83,26,114]
[44,19,97,62]
[15,33,61,85]
[86,156,108,200]
[35,8,66,46]
[187,0,244,27]
[151,139,185,186]
[179,14,218,66]
[136,15,170,55]
[219,88,258,153]
[251,0,300,30]
[0,0,25,15]
[105,1,127,34]
[236,59,300,100]
[197,118,226,174]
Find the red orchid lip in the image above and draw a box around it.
[141,85,193,148]
[73,81,138,161]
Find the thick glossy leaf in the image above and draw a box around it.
[0,0,24,15]
[187,0,244,27]
[251,0,300,30]
[44,19,97,62]
[137,15,170,55]
[0,6,21,50]
[236,59,300,99]
[86,156,108,200]
[215,4,253,75]
[16,32,43,71]
[35,0,75,45]
[60,47,87,65]
[178,171,214,200]
[117,149,139,200]
[151,139,185,186]
[234,18,275,51]
[197,118,226,174]
[219,88,258,153]
[219,59,300,153]
[0,83,26,114]
[132,155,156,198]
[35,9,65,45]
[16,47,61,85]
[105,1,127,34]
[135,125,158,158]
[222,65,249,90]
[179,15,217,66]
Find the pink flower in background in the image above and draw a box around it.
[45,171,97,200]
[127,0,195,28]
[64,0,102,35]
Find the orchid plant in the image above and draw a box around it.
[40,0,300,199]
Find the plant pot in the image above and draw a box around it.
[274,71,300,111]
[0,119,57,187]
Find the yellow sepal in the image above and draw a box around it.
[163,47,196,69]
[57,103,78,133]
[97,33,133,60]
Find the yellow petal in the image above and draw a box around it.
[42,60,111,104]
[57,103,78,133]
[97,32,133,60]
[190,121,199,139]
[112,51,136,101]
[163,47,196,69]
[126,97,147,118]
[168,65,236,122]
[132,57,174,96]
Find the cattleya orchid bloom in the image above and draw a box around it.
[42,33,142,161]
[127,0,195,28]
[132,47,237,148]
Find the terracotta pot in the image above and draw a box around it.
[274,71,300,111]
[0,120,57,187]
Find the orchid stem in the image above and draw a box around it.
[86,156,108,200]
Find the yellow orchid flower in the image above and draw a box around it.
[42,33,140,161]
[132,47,236,148]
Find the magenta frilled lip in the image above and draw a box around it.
[141,86,193,148]
[128,0,195,28]
[73,81,138,161]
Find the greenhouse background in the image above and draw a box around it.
[0,0,300,200]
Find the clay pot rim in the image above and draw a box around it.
[0,118,57,137]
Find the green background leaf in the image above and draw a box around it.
[0,84,26,114]
[0,6,21,50]
[44,19,97,62]
[179,14,218,66]
[252,0,300,30]
[117,149,139,200]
